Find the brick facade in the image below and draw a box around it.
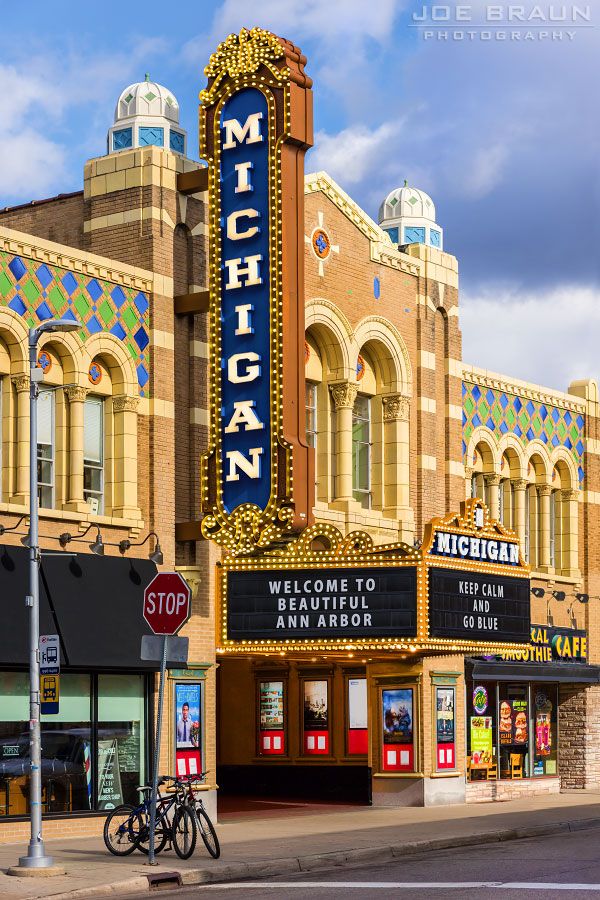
[0,115,597,832]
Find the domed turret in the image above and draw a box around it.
[107,75,187,155]
[378,181,443,250]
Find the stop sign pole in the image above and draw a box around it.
[143,573,191,866]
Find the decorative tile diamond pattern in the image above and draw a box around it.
[462,381,585,485]
[0,251,150,396]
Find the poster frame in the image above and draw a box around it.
[256,678,287,756]
[171,678,204,779]
[300,676,331,757]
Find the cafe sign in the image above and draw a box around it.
[199,28,315,554]
[498,625,587,663]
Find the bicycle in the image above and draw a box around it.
[103,776,197,859]
[178,773,220,859]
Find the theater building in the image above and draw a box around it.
[0,30,598,841]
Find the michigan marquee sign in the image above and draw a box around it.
[199,29,314,554]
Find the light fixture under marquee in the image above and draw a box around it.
[199,27,315,556]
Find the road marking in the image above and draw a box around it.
[207,882,600,891]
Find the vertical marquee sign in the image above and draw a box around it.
[199,28,315,554]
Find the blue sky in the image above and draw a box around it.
[1,0,598,388]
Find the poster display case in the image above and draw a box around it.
[174,682,202,777]
[303,680,329,755]
[381,687,414,772]
[347,678,368,756]
[435,686,455,770]
[258,681,285,755]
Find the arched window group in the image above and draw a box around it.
[468,435,579,578]
[304,303,414,542]
[0,312,141,522]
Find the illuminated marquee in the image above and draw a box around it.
[199,29,315,554]
[216,501,531,655]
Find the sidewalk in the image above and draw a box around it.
[2,791,600,899]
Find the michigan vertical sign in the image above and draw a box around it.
[200,28,315,554]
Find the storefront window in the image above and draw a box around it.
[97,674,145,809]
[0,673,91,816]
[533,684,558,776]
[499,683,529,779]
[467,681,497,780]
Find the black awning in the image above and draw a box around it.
[0,545,161,670]
[468,659,600,684]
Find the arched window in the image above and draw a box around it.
[305,381,317,449]
[37,388,55,508]
[84,396,104,514]
[352,393,371,509]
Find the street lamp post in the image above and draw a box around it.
[18,318,80,870]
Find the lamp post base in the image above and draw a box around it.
[15,844,56,870]
[9,861,65,877]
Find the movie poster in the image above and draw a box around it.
[499,692,528,745]
[175,683,201,749]
[470,716,493,765]
[436,687,455,743]
[260,682,284,729]
[382,688,413,745]
[303,680,328,731]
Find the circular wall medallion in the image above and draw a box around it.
[88,361,102,385]
[356,354,365,381]
[312,228,331,260]
[37,350,52,374]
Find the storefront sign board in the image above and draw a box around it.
[227,566,417,641]
[497,625,587,663]
[428,568,530,643]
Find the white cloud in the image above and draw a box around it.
[0,37,170,203]
[309,121,405,185]
[183,0,402,63]
[0,130,67,200]
[461,284,600,391]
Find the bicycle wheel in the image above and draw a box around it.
[103,804,141,856]
[136,817,170,856]
[135,805,169,855]
[196,805,220,859]
[172,805,197,860]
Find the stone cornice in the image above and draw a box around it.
[462,365,586,414]
[0,225,154,293]
[305,171,421,278]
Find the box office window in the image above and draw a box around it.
[0,672,148,818]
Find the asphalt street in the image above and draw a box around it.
[131,826,600,900]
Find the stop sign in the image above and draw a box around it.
[143,572,191,635]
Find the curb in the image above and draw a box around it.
[45,815,600,899]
